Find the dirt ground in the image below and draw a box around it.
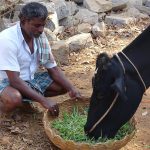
[0,19,150,150]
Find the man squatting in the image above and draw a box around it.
[0,2,81,116]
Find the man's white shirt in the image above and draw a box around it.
[0,22,57,81]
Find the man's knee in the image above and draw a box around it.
[45,82,67,97]
[1,86,22,111]
[48,82,67,93]
[8,91,22,106]
[60,88,67,94]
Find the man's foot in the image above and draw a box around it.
[20,102,39,113]
[0,101,12,127]
[0,100,6,118]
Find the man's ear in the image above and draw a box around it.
[20,17,25,24]
[19,16,28,24]
[111,77,128,101]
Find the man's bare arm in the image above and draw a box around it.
[5,70,59,116]
[47,67,81,99]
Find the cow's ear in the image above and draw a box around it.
[111,77,128,101]
[96,53,110,69]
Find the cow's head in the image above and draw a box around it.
[84,53,127,139]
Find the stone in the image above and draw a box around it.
[53,26,65,36]
[128,0,143,7]
[105,15,136,26]
[144,0,150,7]
[66,33,94,52]
[92,22,106,38]
[83,0,112,13]
[0,18,5,31]
[44,28,57,41]
[65,1,78,16]
[112,0,128,11]
[46,12,59,31]
[77,23,92,33]
[59,16,79,28]
[51,0,69,20]
[51,40,69,65]
[136,5,150,15]
[20,0,45,3]
[74,8,98,25]
[72,0,83,4]
[125,7,149,19]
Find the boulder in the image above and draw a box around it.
[51,40,69,65]
[66,33,94,52]
[105,15,136,26]
[83,0,112,13]
[74,8,98,25]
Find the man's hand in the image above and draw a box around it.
[43,100,59,116]
[47,67,82,100]
[68,87,82,100]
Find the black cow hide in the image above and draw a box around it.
[84,25,150,139]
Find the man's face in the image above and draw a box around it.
[23,17,46,38]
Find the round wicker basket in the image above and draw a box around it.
[43,97,136,150]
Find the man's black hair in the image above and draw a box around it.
[19,2,48,20]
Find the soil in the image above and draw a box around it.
[0,19,150,150]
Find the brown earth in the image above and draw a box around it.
[0,19,150,150]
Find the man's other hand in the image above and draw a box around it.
[68,87,82,100]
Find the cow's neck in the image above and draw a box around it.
[119,25,150,88]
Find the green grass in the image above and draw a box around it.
[51,106,134,144]
[144,145,150,149]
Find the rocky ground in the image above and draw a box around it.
[0,19,150,150]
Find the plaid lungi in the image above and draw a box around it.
[0,72,53,102]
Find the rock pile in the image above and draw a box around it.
[0,0,150,65]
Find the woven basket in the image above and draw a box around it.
[43,97,136,150]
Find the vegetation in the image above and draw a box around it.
[51,106,134,144]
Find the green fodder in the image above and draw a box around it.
[51,106,134,144]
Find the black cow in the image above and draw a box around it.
[84,25,150,139]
